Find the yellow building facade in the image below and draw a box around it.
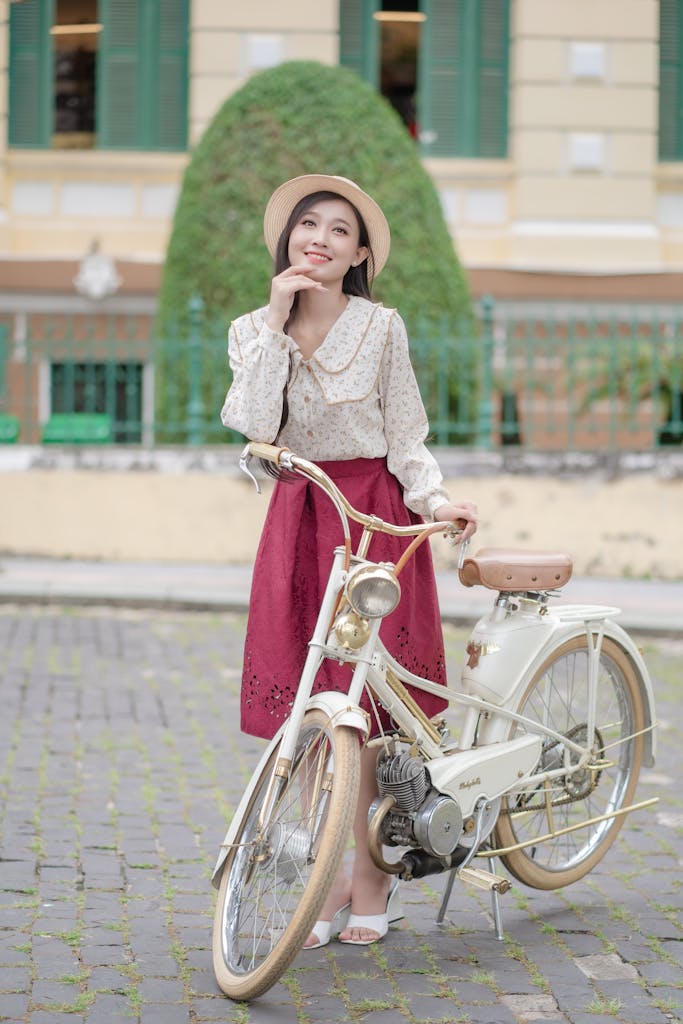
[0,0,680,301]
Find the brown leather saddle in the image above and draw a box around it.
[459,548,573,592]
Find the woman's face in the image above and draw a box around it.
[287,198,369,285]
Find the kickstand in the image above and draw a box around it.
[436,865,458,925]
[488,857,505,941]
[437,854,508,941]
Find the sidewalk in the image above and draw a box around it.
[0,556,681,634]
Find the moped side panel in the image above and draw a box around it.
[460,608,559,705]
[426,733,542,818]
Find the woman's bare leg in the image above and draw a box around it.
[338,744,392,943]
[304,743,391,946]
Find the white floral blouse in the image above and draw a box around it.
[221,295,450,519]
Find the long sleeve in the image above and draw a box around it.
[379,312,450,519]
[220,309,295,442]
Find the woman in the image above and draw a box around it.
[221,174,478,946]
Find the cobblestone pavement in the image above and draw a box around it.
[1,605,680,1024]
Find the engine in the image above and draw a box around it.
[370,749,464,858]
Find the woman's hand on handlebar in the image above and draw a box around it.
[433,501,478,543]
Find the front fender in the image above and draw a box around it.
[211,692,368,890]
[306,691,370,740]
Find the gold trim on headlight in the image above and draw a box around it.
[345,564,401,619]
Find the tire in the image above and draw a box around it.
[212,710,360,1000]
[494,635,644,890]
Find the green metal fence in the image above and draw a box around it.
[1,297,681,450]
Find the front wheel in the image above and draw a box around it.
[212,710,360,1001]
[494,635,644,890]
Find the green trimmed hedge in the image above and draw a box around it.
[157,61,475,438]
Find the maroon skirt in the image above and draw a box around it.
[240,457,448,739]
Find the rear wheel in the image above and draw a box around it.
[212,710,360,1000]
[494,635,644,889]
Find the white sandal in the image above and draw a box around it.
[339,880,403,946]
[304,900,352,950]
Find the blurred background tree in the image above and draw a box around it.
[157,60,475,440]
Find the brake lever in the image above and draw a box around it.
[444,523,470,570]
[239,444,261,494]
[457,537,470,570]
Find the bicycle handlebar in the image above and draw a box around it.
[240,442,468,569]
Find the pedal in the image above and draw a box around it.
[458,866,511,894]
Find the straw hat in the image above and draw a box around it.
[263,174,391,279]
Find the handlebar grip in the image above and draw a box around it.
[247,442,290,464]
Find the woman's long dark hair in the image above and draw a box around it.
[262,191,376,479]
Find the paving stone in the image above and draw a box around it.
[139,977,187,1002]
[188,969,220,997]
[192,995,244,1019]
[84,991,132,1022]
[405,993,465,1020]
[0,907,35,930]
[456,1010,495,1024]
[27,1013,76,1024]
[574,952,639,981]
[87,966,131,992]
[79,943,129,967]
[0,993,29,1019]
[136,953,185,975]
[500,993,563,1021]
[0,965,31,992]
[443,978,497,1001]
[136,1005,193,1024]
[301,1005,350,1024]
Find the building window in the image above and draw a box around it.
[8,0,188,151]
[659,0,683,161]
[53,0,98,148]
[376,2,424,137]
[340,0,510,158]
[51,361,143,442]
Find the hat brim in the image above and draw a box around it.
[263,174,391,280]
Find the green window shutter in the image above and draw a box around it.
[418,0,509,158]
[98,0,188,151]
[8,0,54,147]
[476,0,509,157]
[98,0,140,148]
[659,0,683,161]
[155,0,189,150]
[339,0,380,88]
[418,0,465,156]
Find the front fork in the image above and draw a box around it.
[255,547,381,833]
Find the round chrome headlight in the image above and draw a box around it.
[345,564,401,619]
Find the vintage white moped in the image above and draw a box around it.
[211,442,657,1001]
